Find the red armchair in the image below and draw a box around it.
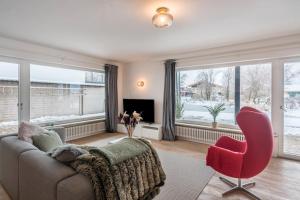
[206,107,273,199]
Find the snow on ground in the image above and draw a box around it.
[182,110,235,124]
[0,113,105,135]
[284,135,300,155]
[30,113,104,124]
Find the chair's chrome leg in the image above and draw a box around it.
[219,177,237,187]
[243,182,256,189]
[222,186,239,196]
[219,177,260,200]
[241,187,261,200]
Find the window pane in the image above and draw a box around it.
[240,63,272,117]
[283,62,300,155]
[30,64,105,125]
[176,67,235,125]
[0,62,19,135]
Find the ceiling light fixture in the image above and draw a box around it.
[152,7,173,28]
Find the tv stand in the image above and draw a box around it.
[117,122,162,140]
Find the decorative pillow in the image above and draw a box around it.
[18,121,48,143]
[48,144,89,163]
[32,131,63,152]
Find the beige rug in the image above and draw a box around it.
[155,150,214,200]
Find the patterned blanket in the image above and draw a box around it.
[70,138,166,200]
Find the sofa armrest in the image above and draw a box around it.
[0,133,18,140]
[215,136,246,153]
[0,136,37,200]
[57,174,95,200]
[19,150,76,200]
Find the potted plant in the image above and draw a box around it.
[118,111,143,138]
[203,103,226,128]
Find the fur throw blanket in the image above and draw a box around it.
[70,138,166,200]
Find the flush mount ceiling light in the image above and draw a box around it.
[152,7,173,28]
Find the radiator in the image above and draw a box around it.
[175,124,244,144]
[64,120,106,141]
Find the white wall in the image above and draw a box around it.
[123,61,165,123]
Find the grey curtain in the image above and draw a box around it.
[162,59,176,141]
[105,64,118,132]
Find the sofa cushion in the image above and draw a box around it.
[32,131,63,152]
[50,127,66,143]
[0,136,37,200]
[18,122,48,143]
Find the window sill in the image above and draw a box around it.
[175,122,242,135]
[52,118,105,128]
[37,116,105,128]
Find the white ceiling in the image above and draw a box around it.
[0,0,300,62]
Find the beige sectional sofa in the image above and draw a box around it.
[0,128,95,200]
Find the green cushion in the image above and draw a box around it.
[32,131,63,152]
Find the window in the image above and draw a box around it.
[240,63,272,117]
[30,64,105,125]
[176,67,235,125]
[176,63,272,127]
[283,62,300,155]
[0,62,19,135]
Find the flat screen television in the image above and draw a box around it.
[123,99,155,123]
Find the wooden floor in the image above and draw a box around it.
[1,133,300,200]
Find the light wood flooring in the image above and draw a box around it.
[1,133,300,200]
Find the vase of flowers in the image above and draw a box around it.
[119,111,143,138]
[203,103,226,128]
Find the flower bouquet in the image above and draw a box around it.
[119,111,143,138]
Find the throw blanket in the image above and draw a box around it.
[70,138,166,200]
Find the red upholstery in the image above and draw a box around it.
[206,106,273,179]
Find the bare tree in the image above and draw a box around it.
[284,63,300,83]
[180,73,187,86]
[196,69,217,100]
[176,72,188,99]
[242,65,271,104]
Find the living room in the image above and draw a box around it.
[0,1,300,200]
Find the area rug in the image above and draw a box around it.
[155,150,214,200]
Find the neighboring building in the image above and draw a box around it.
[285,85,300,98]
[188,81,224,100]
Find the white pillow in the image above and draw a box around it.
[18,122,48,143]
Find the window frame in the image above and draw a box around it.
[0,57,22,135]
[277,58,300,160]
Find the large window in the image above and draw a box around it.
[176,67,235,125]
[30,64,105,125]
[176,63,272,127]
[0,62,19,135]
